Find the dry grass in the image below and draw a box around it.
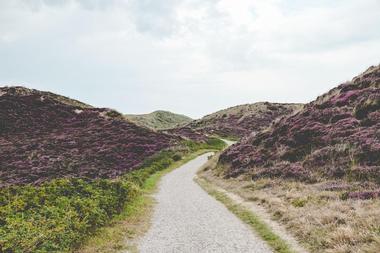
[196,177,295,253]
[198,156,380,253]
[75,194,153,253]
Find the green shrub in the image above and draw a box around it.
[0,178,135,253]
[354,97,380,119]
[0,140,224,252]
[0,155,171,252]
[105,110,123,119]
[172,153,182,161]
[184,138,226,152]
[340,192,349,200]
[291,198,308,208]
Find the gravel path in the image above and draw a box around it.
[138,153,272,253]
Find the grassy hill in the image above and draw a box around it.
[125,110,193,130]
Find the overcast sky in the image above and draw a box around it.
[1,0,379,118]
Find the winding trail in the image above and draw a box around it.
[138,153,272,253]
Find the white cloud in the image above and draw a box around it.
[0,0,379,118]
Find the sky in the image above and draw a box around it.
[0,0,379,118]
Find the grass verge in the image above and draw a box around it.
[76,149,218,253]
[196,177,295,253]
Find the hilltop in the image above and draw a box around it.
[186,102,302,139]
[125,110,192,130]
[0,86,92,108]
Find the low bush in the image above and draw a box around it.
[0,178,136,253]
[0,138,225,252]
[354,97,380,119]
[184,137,226,152]
[291,198,308,208]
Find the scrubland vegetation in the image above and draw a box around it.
[201,65,380,253]
[221,65,380,196]
[0,139,225,252]
[199,167,380,253]
[180,102,302,139]
[0,87,176,186]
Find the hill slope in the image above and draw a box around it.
[187,102,302,139]
[0,86,92,108]
[0,87,178,186]
[220,65,380,184]
[125,110,193,130]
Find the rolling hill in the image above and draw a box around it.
[0,86,226,253]
[220,65,380,186]
[0,87,179,186]
[125,110,192,130]
[186,102,303,139]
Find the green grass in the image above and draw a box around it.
[0,139,224,253]
[143,149,215,192]
[196,178,295,253]
[183,137,227,152]
[125,110,193,130]
[77,149,217,253]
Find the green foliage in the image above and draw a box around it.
[291,198,308,208]
[205,138,228,150]
[184,138,227,152]
[105,110,123,119]
[172,153,182,161]
[0,179,136,253]
[354,97,380,119]
[0,138,220,253]
[125,110,192,130]
[122,151,176,187]
[340,192,349,201]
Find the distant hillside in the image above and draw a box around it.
[220,65,380,185]
[163,126,208,142]
[0,87,178,186]
[125,110,193,130]
[187,102,303,139]
[0,86,92,108]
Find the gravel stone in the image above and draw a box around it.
[138,153,272,253]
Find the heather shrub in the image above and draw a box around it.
[220,65,380,184]
[349,166,380,184]
[0,119,6,133]
[0,138,226,252]
[0,92,176,186]
[354,96,380,119]
[176,102,301,139]
[341,190,380,200]
[252,162,312,182]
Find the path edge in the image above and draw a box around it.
[195,174,308,253]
